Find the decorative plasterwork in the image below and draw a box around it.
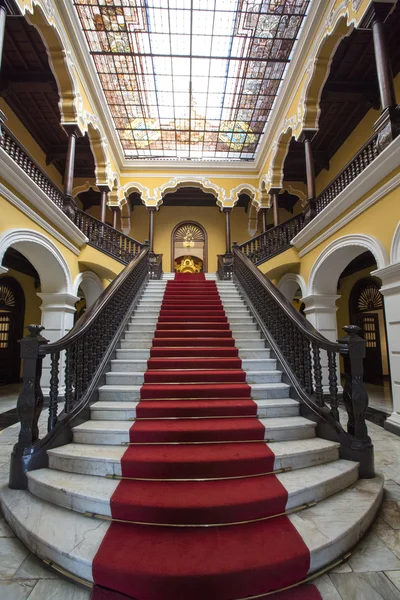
[153,178,225,208]
[390,221,400,264]
[72,180,98,198]
[226,184,261,208]
[308,234,389,296]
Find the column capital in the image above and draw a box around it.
[298,128,318,143]
[372,263,400,296]
[98,184,111,194]
[147,206,158,213]
[267,187,281,195]
[37,292,80,313]
[222,207,233,213]
[62,123,84,138]
[301,294,340,313]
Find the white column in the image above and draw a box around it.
[37,292,79,393]
[301,294,341,393]
[373,263,400,436]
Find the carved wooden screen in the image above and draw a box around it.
[0,278,25,385]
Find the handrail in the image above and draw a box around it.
[74,209,144,264]
[217,253,233,280]
[238,213,304,265]
[9,248,150,489]
[232,247,374,477]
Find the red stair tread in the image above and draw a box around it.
[93,518,310,600]
[156,322,230,330]
[152,337,235,347]
[129,417,265,443]
[147,357,242,369]
[158,315,227,321]
[136,399,257,418]
[120,442,275,479]
[154,329,232,338]
[110,475,288,524]
[143,369,246,383]
[150,346,239,357]
[140,382,251,399]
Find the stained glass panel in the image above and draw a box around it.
[74,0,309,161]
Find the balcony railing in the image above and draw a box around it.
[238,213,304,265]
[238,133,381,266]
[0,123,145,264]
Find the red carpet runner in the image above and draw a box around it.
[92,273,311,600]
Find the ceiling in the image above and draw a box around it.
[283,2,400,184]
[73,0,310,162]
[0,14,95,179]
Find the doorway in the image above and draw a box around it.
[0,277,25,386]
[171,221,207,273]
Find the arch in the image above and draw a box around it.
[155,177,225,208]
[73,271,104,308]
[171,221,208,273]
[228,184,261,208]
[22,2,81,124]
[277,273,307,302]
[119,183,151,206]
[0,229,73,294]
[301,14,354,131]
[72,180,98,198]
[281,182,307,207]
[86,122,111,186]
[120,199,131,235]
[0,276,25,385]
[308,234,389,297]
[262,128,293,194]
[390,221,400,264]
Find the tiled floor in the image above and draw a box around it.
[0,400,400,598]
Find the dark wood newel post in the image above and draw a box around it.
[62,125,82,220]
[299,129,318,224]
[269,189,280,228]
[147,207,156,253]
[9,325,48,490]
[361,3,399,150]
[98,185,110,224]
[223,208,232,253]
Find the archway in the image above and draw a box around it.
[305,235,391,414]
[0,229,77,390]
[171,222,208,273]
[0,277,25,385]
[73,271,104,323]
[277,273,307,315]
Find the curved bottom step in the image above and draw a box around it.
[0,475,383,597]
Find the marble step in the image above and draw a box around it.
[115,349,151,360]
[89,398,300,421]
[105,369,283,386]
[98,380,289,401]
[47,437,342,477]
[109,358,277,373]
[26,459,359,521]
[72,416,316,445]
[118,338,267,350]
[120,339,154,349]
[0,475,383,585]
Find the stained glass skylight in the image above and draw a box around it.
[74,0,309,161]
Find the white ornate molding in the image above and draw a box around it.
[292,137,400,253]
[372,263,400,296]
[307,234,389,296]
[0,180,85,255]
[0,228,74,294]
[153,177,225,207]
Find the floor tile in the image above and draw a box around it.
[384,571,400,592]
[0,537,30,579]
[347,533,400,572]
[0,579,36,600]
[330,572,400,600]
[26,578,91,599]
[14,554,61,580]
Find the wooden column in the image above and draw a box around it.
[299,129,317,224]
[147,207,156,253]
[269,189,280,228]
[111,207,118,230]
[0,3,6,76]
[223,208,232,253]
[98,185,110,224]
[361,3,399,150]
[261,208,268,233]
[62,126,81,220]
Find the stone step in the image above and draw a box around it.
[109,358,277,373]
[115,349,151,360]
[104,369,283,386]
[89,398,300,421]
[1,475,382,585]
[72,416,316,445]
[26,460,359,523]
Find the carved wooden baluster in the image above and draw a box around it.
[48,351,60,431]
[327,350,339,421]
[65,345,75,413]
[312,343,324,406]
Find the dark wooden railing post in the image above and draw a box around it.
[9,325,48,489]
[339,325,374,478]
[269,189,280,227]
[299,129,318,224]
[147,207,156,253]
[223,207,232,253]
[0,2,7,140]
[99,185,110,224]
[361,3,399,151]
[62,125,81,220]
[111,206,118,230]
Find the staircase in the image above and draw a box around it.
[1,273,383,599]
